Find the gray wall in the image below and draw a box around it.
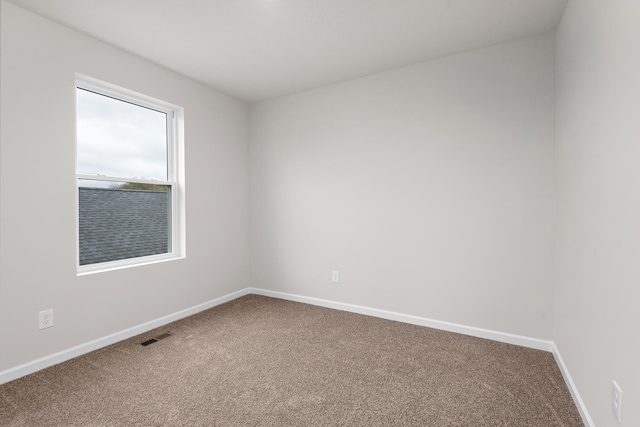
[0,2,250,372]
[555,0,640,425]
[3,3,638,425]
[250,34,556,339]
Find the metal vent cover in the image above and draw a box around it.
[140,331,172,346]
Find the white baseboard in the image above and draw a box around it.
[552,343,595,427]
[252,289,597,423]
[0,288,250,385]
[1,286,590,427]
[250,288,554,352]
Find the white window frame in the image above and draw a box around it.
[75,74,185,275]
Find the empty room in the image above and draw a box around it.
[0,0,638,426]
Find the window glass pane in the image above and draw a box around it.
[76,88,168,180]
[79,179,171,266]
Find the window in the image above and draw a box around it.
[75,74,184,274]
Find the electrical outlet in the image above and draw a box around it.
[332,270,340,283]
[612,380,622,423]
[39,309,54,329]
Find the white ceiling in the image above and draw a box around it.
[6,0,567,103]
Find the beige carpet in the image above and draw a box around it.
[0,295,583,426]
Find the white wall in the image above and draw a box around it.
[5,3,635,424]
[250,34,556,339]
[555,0,640,425]
[0,2,250,372]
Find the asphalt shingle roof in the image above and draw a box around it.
[79,187,169,266]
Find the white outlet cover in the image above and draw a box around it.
[39,309,54,329]
[332,270,340,283]
[612,380,622,423]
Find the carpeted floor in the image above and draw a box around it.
[0,295,583,426]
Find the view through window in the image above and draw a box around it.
[76,76,182,272]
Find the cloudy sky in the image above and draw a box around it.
[76,88,167,185]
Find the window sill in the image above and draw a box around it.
[77,253,185,276]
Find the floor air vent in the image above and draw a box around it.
[140,332,172,346]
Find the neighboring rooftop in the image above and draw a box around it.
[79,187,169,266]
